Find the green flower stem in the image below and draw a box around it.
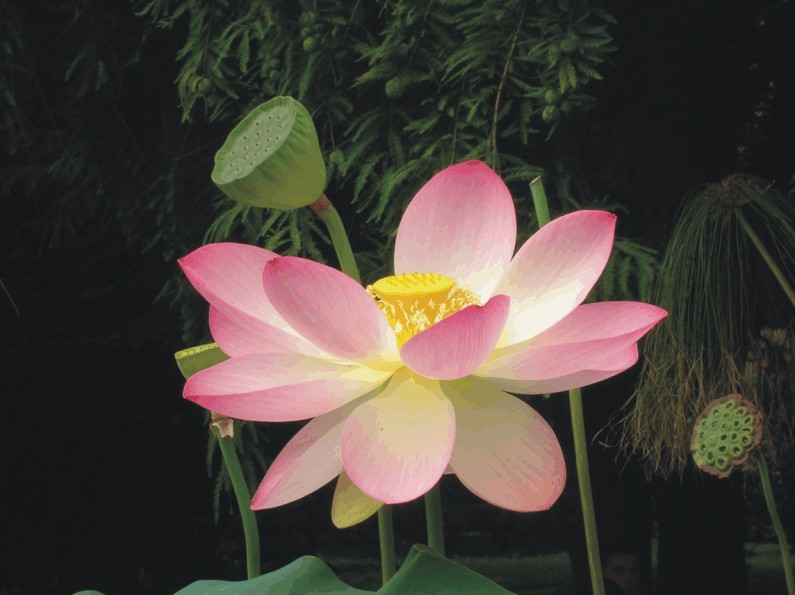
[735,209,795,311]
[424,483,446,556]
[530,176,551,229]
[212,424,261,579]
[378,506,396,584]
[311,194,362,284]
[310,195,396,583]
[569,388,605,595]
[757,454,795,595]
[530,178,605,595]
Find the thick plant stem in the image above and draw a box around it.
[757,455,795,595]
[735,209,795,310]
[424,483,446,556]
[311,194,362,284]
[212,425,261,579]
[311,194,396,583]
[378,506,396,584]
[531,178,605,595]
[569,388,605,595]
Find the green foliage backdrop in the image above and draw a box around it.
[0,0,659,346]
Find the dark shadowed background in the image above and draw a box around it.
[2,1,793,594]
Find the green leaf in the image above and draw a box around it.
[171,546,513,595]
[377,545,513,594]
[174,343,229,380]
[174,556,374,595]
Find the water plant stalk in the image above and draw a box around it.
[311,194,362,284]
[211,425,261,579]
[757,454,795,595]
[734,209,795,311]
[530,178,605,595]
[424,483,446,555]
[530,176,551,229]
[378,506,396,584]
[312,194,396,582]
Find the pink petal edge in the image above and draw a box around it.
[251,399,367,509]
[495,211,616,345]
[479,301,666,383]
[400,295,510,380]
[209,306,308,356]
[179,243,322,356]
[341,370,455,504]
[263,256,397,362]
[480,343,640,394]
[445,378,566,511]
[394,161,516,300]
[184,353,391,422]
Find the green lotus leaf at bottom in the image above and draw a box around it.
[170,545,514,595]
[377,545,514,595]
[174,556,374,595]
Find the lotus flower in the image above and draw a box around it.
[179,161,666,517]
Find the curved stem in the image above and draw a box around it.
[531,178,604,595]
[378,506,396,584]
[490,6,525,168]
[212,425,261,579]
[424,483,445,556]
[735,209,795,310]
[311,194,362,284]
[757,454,795,595]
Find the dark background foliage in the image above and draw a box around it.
[1,1,793,594]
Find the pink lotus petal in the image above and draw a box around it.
[180,243,323,356]
[482,344,639,394]
[399,295,510,380]
[495,211,616,344]
[341,370,455,504]
[478,302,666,383]
[263,256,398,362]
[184,353,391,422]
[394,161,516,300]
[444,377,565,511]
[209,306,305,356]
[252,399,367,510]
[521,302,668,349]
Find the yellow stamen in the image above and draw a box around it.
[367,273,480,346]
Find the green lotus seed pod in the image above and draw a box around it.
[690,394,763,478]
[302,37,318,52]
[211,96,326,210]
